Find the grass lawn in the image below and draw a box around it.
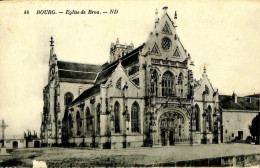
[0,143,259,167]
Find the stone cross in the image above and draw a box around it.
[0,120,8,147]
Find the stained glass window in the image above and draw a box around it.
[161,38,171,51]
[65,92,73,105]
[131,102,140,133]
[116,78,122,89]
[114,102,120,133]
[162,71,175,96]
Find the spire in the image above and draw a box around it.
[174,11,177,19]
[50,36,54,48]
[174,11,177,27]
[203,66,207,74]
[116,38,119,44]
[50,36,55,58]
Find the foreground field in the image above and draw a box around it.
[0,143,259,167]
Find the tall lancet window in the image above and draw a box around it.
[76,111,81,136]
[114,102,120,133]
[68,114,73,137]
[178,73,184,97]
[150,69,158,96]
[195,104,200,131]
[86,107,92,135]
[65,92,73,106]
[207,106,212,132]
[162,71,175,97]
[96,104,101,135]
[131,102,140,133]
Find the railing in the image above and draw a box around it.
[153,97,192,104]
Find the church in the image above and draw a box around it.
[40,7,222,148]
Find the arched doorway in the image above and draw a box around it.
[13,141,18,148]
[159,112,185,146]
[34,140,40,148]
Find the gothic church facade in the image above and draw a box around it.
[41,7,221,148]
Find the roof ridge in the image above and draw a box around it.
[58,60,102,66]
[58,69,99,74]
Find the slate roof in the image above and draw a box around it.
[219,95,260,111]
[57,61,102,72]
[58,70,98,80]
[69,44,144,105]
[57,61,102,82]
[70,84,101,106]
[95,44,144,84]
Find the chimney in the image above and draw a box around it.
[232,92,237,104]
[79,86,83,96]
[162,6,168,14]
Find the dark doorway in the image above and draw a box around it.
[161,131,167,146]
[238,131,243,140]
[169,131,174,145]
[34,140,40,148]
[13,141,18,148]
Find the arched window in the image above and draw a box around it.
[179,125,182,136]
[131,102,140,133]
[150,69,158,96]
[114,102,120,133]
[195,104,200,131]
[208,106,212,131]
[65,92,74,106]
[76,111,81,136]
[68,114,73,137]
[116,78,122,89]
[205,85,210,94]
[162,71,175,97]
[86,107,92,135]
[96,104,101,135]
[178,73,184,97]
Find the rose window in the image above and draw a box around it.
[161,38,171,51]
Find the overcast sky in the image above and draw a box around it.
[0,1,260,137]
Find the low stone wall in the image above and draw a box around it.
[142,153,260,167]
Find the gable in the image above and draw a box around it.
[173,47,181,57]
[151,43,161,55]
[143,12,188,62]
[162,21,172,34]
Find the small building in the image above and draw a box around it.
[1,137,26,149]
[219,93,260,143]
[24,131,41,148]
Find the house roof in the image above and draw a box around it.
[245,93,260,98]
[57,61,102,82]
[219,95,260,111]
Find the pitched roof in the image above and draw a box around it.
[57,61,102,72]
[95,44,144,84]
[57,61,102,82]
[69,44,145,105]
[219,95,260,111]
[245,93,260,98]
[70,84,101,105]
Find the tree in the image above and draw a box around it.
[248,114,259,142]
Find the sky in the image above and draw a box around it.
[0,1,260,138]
